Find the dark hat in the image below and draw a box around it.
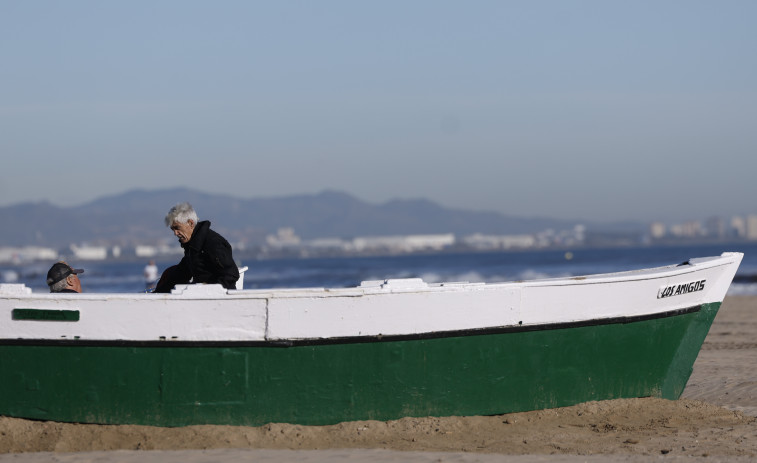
[46,262,84,287]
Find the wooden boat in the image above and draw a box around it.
[0,252,743,427]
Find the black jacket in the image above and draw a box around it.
[154,221,239,292]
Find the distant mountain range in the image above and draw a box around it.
[0,188,646,248]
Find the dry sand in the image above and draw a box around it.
[2,295,757,462]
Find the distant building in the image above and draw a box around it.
[649,222,666,240]
[747,215,757,240]
[352,234,455,253]
[731,216,746,238]
[669,221,702,239]
[266,228,301,248]
[135,244,183,258]
[462,233,536,250]
[0,246,58,264]
[704,216,726,239]
[135,245,158,258]
[70,244,108,260]
[306,237,352,251]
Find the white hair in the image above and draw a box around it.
[165,202,199,227]
[50,277,70,293]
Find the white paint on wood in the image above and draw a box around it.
[0,252,743,342]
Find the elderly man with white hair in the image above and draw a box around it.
[154,202,239,293]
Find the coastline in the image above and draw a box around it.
[2,295,756,461]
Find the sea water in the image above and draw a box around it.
[2,242,756,295]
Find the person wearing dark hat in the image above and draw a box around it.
[46,261,84,293]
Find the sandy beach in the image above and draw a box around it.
[2,295,756,462]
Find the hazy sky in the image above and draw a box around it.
[2,1,756,223]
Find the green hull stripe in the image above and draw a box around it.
[0,302,720,427]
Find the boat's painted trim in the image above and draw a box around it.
[0,252,742,343]
[0,304,702,348]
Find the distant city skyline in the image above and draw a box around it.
[3,187,757,265]
[1,1,756,223]
[3,209,756,266]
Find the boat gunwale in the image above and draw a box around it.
[0,252,742,300]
